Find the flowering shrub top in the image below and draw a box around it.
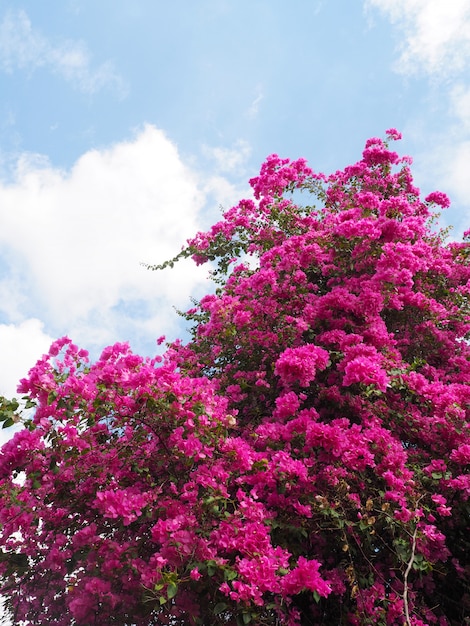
[1,131,470,625]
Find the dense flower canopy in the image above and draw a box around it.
[1,131,469,625]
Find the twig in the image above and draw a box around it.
[403,524,418,626]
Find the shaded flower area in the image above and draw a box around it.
[1,131,470,625]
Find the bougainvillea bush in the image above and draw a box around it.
[1,130,470,625]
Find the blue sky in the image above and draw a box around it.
[1,0,470,418]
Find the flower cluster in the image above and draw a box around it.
[274,344,329,387]
[1,131,470,625]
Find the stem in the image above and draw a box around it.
[403,524,418,626]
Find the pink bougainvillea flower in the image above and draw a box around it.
[1,131,469,625]
[274,344,330,387]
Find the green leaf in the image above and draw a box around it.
[213,602,228,614]
[0,397,19,412]
[224,568,237,581]
[0,397,20,425]
[167,582,178,599]
[23,397,36,410]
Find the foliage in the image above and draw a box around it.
[1,130,470,625]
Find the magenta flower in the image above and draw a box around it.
[342,356,390,391]
[2,131,469,625]
[281,557,331,597]
[425,191,451,208]
[275,344,329,387]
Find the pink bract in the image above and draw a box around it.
[1,131,469,625]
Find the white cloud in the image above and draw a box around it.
[0,319,53,449]
[0,319,52,398]
[0,9,126,95]
[365,0,470,77]
[202,139,252,175]
[205,172,247,203]
[364,0,470,236]
[0,125,237,363]
[0,126,252,457]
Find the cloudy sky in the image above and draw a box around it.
[1,0,470,418]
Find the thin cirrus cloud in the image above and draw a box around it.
[247,86,264,120]
[0,8,127,95]
[365,0,470,77]
[0,125,251,399]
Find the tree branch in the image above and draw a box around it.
[403,523,418,626]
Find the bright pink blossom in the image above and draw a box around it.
[281,557,331,597]
[275,344,329,387]
[342,356,390,391]
[1,131,469,625]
